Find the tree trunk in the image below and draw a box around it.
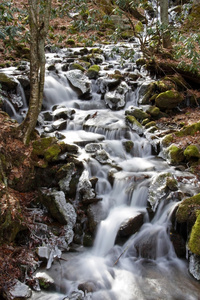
[18,0,51,144]
[160,0,171,49]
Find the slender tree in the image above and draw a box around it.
[159,0,171,49]
[18,0,51,144]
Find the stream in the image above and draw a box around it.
[2,42,200,299]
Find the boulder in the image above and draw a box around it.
[148,172,178,211]
[125,106,149,121]
[166,144,185,164]
[4,280,32,300]
[125,115,143,135]
[117,213,144,238]
[86,65,100,79]
[104,81,129,110]
[39,189,77,225]
[66,69,91,95]
[155,90,184,110]
[0,73,18,91]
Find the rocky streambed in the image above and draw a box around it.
[1,43,200,299]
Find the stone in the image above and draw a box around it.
[117,213,144,238]
[155,90,184,110]
[125,106,149,120]
[86,65,100,79]
[125,115,143,135]
[66,69,91,95]
[39,189,77,225]
[0,73,18,91]
[166,144,185,164]
[184,144,200,159]
[188,211,200,256]
[5,280,32,300]
[104,81,129,110]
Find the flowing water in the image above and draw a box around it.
[2,44,200,299]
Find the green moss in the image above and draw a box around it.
[66,39,75,46]
[141,118,150,126]
[126,115,142,127]
[188,210,200,255]
[44,144,61,162]
[155,90,184,110]
[135,21,144,33]
[146,106,160,117]
[161,134,173,147]
[123,140,134,153]
[176,193,200,224]
[70,63,85,72]
[175,122,200,137]
[167,144,185,164]
[144,121,156,129]
[32,137,56,156]
[184,145,200,159]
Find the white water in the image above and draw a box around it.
[2,44,200,299]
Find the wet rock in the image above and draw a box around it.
[66,69,91,95]
[170,231,186,258]
[52,106,75,120]
[155,90,184,110]
[189,253,200,280]
[35,272,55,290]
[138,81,155,105]
[68,63,85,72]
[0,73,18,91]
[104,81,129,110]
[188,210,200,256]
[52,118,67,131]
[96,76,121,94]
[166,144,185,164]
[86,65,100,79]
[122,140,134,153]
[87,202,106,233]
[58,162,80,196]
[176,193,200,226]
[83,233,94,247]
[125,115,143,135]
[64,291,84,300]
[78,281,97,293]
[92,149,111,164]
[4,280,32,300]
[117,213,144,238]
[78,170,96,202]
[144,121,157,129]
[85,143,102,153]
[148,172,178,211]
[125,106,149,121]
[36,246,51,261]
[39,189,77,225]
[146,105,160,118]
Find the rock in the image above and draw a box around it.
[64,291,84,300]
[138,81,155,105]
[78,170,96,202]
[146,105,160,118]
[184,144,200,159]
[148,172,178,211]
[188,211,200,256]
[4,280,32,300]
[68,63,85,72]
[166,144,185,164]
[85,143,102,153]
[0,73,18,91]
[155,90,184,110]
[125,106,149,120]
[175,122,200,137]
[117,213,144,238]
[96,76,121,94]
[66,69,91,95]
[170,231,186,258]
[125,115,143,135]
[39,189,77,225]
[189,253,200,280]
[36,246,51,261]
[144,121,157,129]
[78,281,97,293]
[52,118,67,131]
[52,106,75,120]
[58,162,81,197]
[122,140,134,153]
[92,149,111,164]
[104,81,129,110]
[87,202,106,233]
[35,272,55,290]
[86,65,100,79]
[176,193,200,228]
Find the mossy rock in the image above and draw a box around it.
[121,31,134,40]
[32,137,57,156]
[167,144,185,164]
[141,118,150,126]
[184,145,200,159]
[188,210,200,256]
[146,106,160,118]
[44,144,61,162]
[66,39,75,46]
[161,134,173,147]
[86,65,100,79]
[175,122,200,137]
[136,58,147,67]
[125,115,143,134]
[155,90,184,110]
[123,140,134,153]
[69,63,85,72]
[125,107,149,121]
[0,73,18,91]
[144,121,156,129]
[176,193,200,224]
[155,79,176,92]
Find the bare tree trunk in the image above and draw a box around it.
[18,0,51,144]
[160,0,171,49]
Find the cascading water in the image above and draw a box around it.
[2,43,200,300]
